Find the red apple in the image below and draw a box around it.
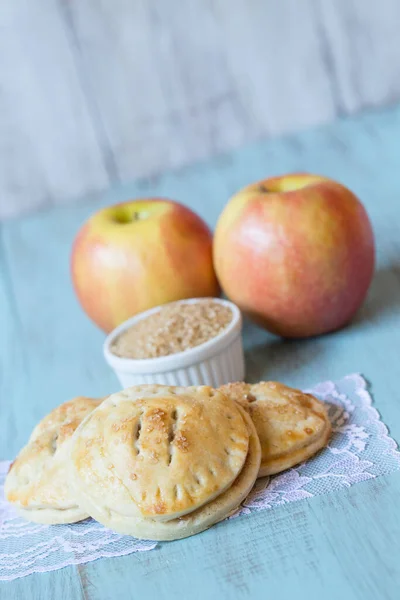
[213,174,375,337]
[71,199,219,332]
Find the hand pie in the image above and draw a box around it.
[219,382,331,478]
[5,396,101,524]
[70,384,261,540]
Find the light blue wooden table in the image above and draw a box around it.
[1,105,400,599]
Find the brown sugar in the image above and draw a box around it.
[110,299,233,359]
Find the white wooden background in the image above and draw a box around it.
[1,0,400,219]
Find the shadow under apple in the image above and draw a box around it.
[241,264,400,384]
[346,265,400,330]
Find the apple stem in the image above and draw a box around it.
[113,209,148,224]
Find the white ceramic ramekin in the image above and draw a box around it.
[103,298,245,388]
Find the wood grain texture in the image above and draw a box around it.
[68,474,400,600]
[0,567,85,600]
[63,0,256,181]
[213,0,336,134]
[317,0,400,113]
[0,0,110,220]
[2,104,400,598]
[3,0,400,218]
[0,227,26,453]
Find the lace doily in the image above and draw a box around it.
[1,374,399,581]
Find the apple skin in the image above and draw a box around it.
[71,198,220,332]
[213,174,375,338]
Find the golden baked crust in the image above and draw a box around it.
[29,396,104,442]
[5,396,101,524]
[71,403,261,540]
[219,381,331,477]
[70,385,250,523]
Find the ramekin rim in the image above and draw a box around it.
[103,298,242,374]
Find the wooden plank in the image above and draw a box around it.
[0,0,110,220]
[213,0,337,134]
[3,1,400,220]
[0,212,119,458]
[62,0,254,181]
[0,225,29,459]
[2,104,400,597]
[0,568,85,600]
[63,0,336,183]
[317,0,400,112]
[0,224,86,598]
[74,473,400,600]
